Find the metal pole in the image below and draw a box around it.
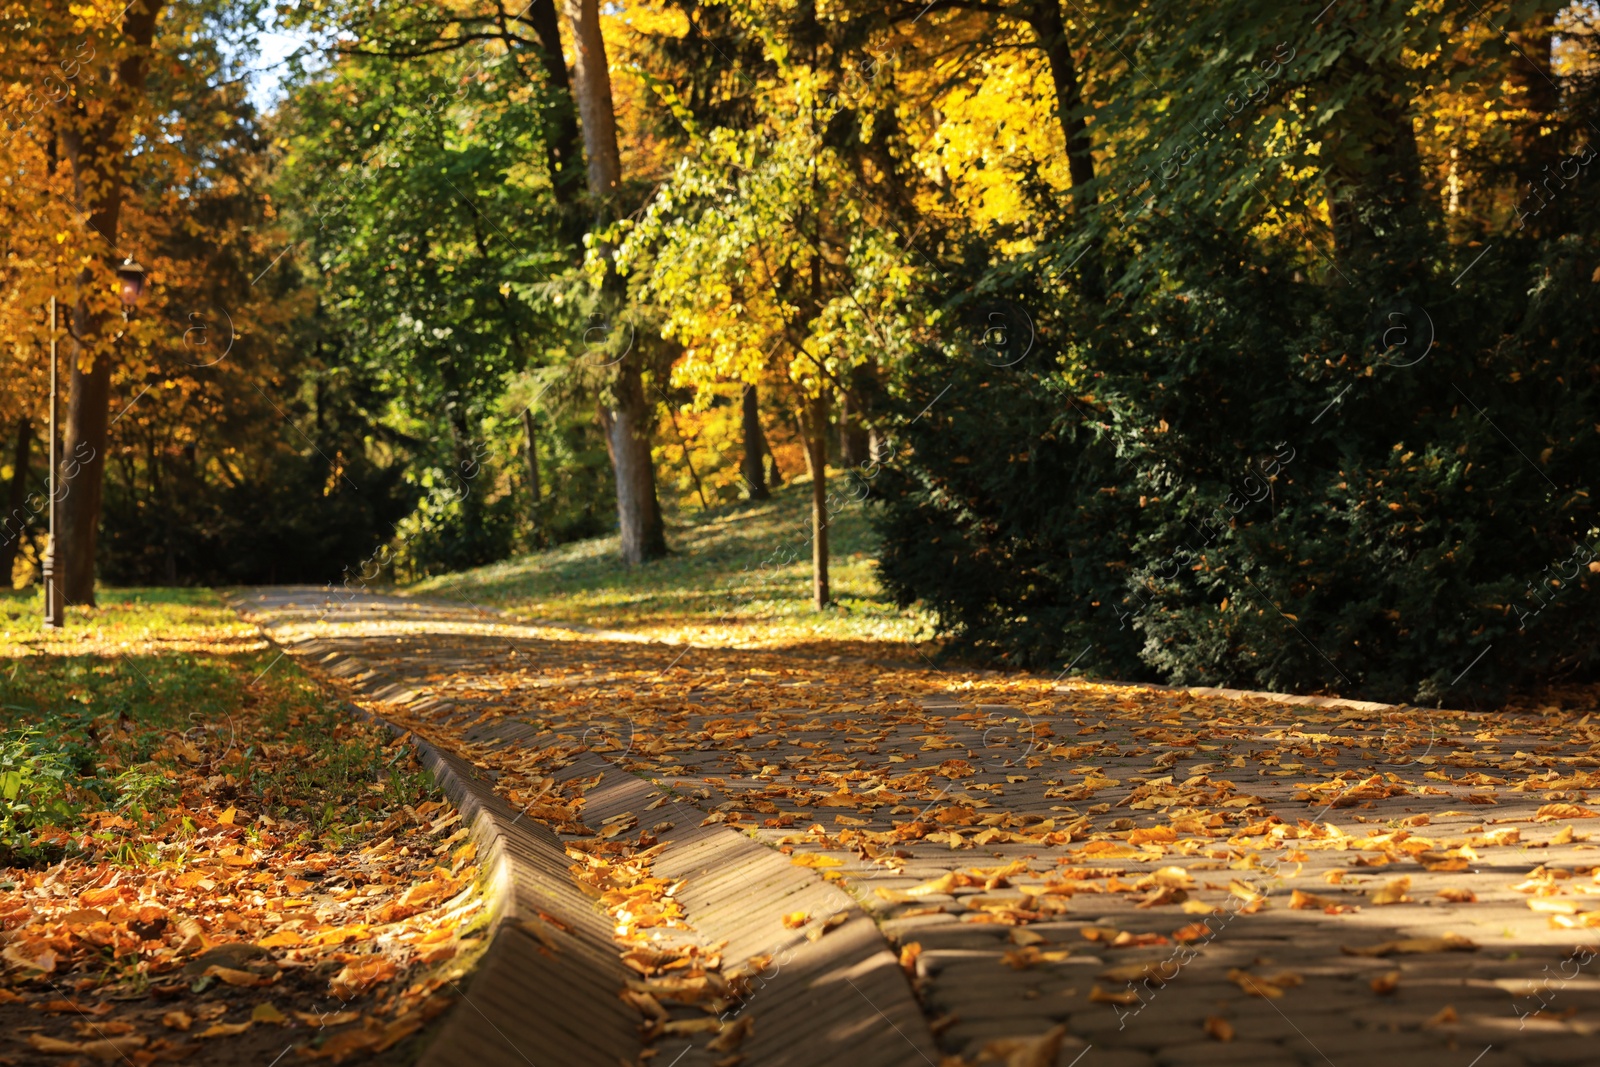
[42,296,61,628]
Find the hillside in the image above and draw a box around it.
[408,478,934,657]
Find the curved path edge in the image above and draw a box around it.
[221,592,641,1067]
[226,587,940,1067]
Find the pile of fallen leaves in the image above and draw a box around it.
[0,595,488,1064]
[1,791,484,1064]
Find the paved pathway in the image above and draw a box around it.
[235,587,1600,1067]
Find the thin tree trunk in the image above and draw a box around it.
[1509,11,1561,235]
[837,386,869,468]
[663,403,710,510]
[0,419,31,586]
[56,0,165,606]
[794,407,816,481]
[1025,0,1102,300]
[499,0,583,226]
[1027,0,1095,200]
[760,419,782,486]
[808,391,830,610]
[520,408,543,545]
[740,384,770,500]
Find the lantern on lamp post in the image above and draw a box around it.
[117,258,147,308]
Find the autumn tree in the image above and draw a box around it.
[616,36,926,606]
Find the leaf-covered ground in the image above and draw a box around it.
[0,590,485,1065]
[242,585,1600,1067]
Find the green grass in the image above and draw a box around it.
[409,476,935,652]
[0,587,434,866]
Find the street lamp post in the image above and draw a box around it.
[42,258,145,628]
[42,297,61,628]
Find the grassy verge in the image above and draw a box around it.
[410,476,936,656]
[0,588,485,1064]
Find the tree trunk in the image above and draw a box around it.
[740,384,770,500]
[601,360,668,563]
[0,419,31,586]
[55,0,165,606]
[760,418,782,486]
[837,387,869,468]
[564,0,666,562]
[1026,0,1095,200]
[1322,55,1426,284]
[504,0,584,227]
[563,0,622,230]
[662,401,710,510]
[1025,0,1101,298]
[794,406,816,481]
[808,391,830,610]
[520,407,543,545]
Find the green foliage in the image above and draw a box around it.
[0,728,82,866]
[876,0,1600,704]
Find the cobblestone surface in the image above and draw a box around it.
[239,587,1600,1066]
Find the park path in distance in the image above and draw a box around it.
[236,586,1600,1067]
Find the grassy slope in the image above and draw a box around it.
[410,477,935,654]
[0,588,479,1065]
[0,586,434,857]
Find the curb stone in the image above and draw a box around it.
[223,592,641,1067]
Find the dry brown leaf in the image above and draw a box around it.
[1369,877,1412,906]
[1288,890,1345,911]
[1228,880,1267,913]
[1129,827,1177,846]
[977,1024,1069,1067]
[26,1034,84,1055]
[1342,934,1478,957]
[806,913,847,942]
[1370,970,1401,995]
[1002,947,1042,970]
[205,964,274,987]
[1135,866,1195,890]
[1436,888,1477,903]
[661,1017,723,1036]
[162,1010,193,1031]
[330,957,397,1000]
[1226,968,1301,999]
[1536,803,1600,821]
[1087,984,1141,1006]
[1135,886,1188,908]
[707,1015,754,1053]
[1203,1016,1234,1042]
